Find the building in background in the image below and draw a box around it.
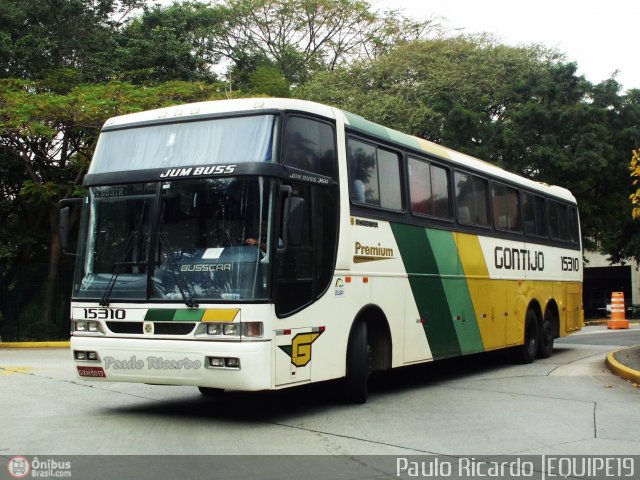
[583,251,639,319]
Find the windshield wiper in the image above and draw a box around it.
[158,233,199,308]
[100,231,144,306]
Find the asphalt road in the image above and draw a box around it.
[1,326,639,478]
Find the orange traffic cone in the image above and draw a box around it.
[607,292,629,329]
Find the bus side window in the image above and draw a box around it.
[455,171,489,226]
[492,182,521,232]
[409,156,452,220]
[348,138,402,211]
[282,116,337,179]
[523,192,547,237]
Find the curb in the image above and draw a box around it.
[0,341,70,348]
[606,349,640,384]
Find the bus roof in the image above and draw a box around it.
[102,97,576,204]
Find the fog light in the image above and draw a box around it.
[242,322,263,338]
[223,324,239,336]
[207,324,223,335]
[75,351,87,360]
[225,358,240,369]
[209,357,225,368]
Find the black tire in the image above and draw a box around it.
[198,386,224,397]
[537,312,555,359]
[343,320,369,404]
[512,310,538,364]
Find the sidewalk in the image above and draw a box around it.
[585,319,640,385]
[606,344,640,384]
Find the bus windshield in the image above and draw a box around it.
[89,115,277,175]
[73,177,274,303]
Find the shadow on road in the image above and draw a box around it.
[102,349,513,423]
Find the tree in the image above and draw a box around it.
[117,1,224,82]
[0,78,230,337]
[0,0,145,83]
[212,0,440,85]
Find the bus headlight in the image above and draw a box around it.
[75,321,89,332]
[74,321,103,333]
[203,322,261,338]
[74,350,100,362]
[207,324,223,335]
[206,356,240,369]
[223,324,239,336]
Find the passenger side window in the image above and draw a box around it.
[569,207,580,244]
[348,138,402,211]
[408,157,451,220]
[522,192,547,237]
[549,201,569,241]
[492,183,521,232]
[455,171,489,226]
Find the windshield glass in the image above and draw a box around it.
[73,178,274,302]
[74,183,156,300]
[89,115,277,175]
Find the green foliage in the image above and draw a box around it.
[215,0,439,85]
[117,1,223,82]
[248,66,291,97]
[0,0,145,82]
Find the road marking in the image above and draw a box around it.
[0,366,34,375]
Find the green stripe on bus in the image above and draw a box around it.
[144,309,177,321]
[173,309,206,321]
[426,229,484,355]
[390,223,461,359]
[343,111,391,141]
[343,111,430,153]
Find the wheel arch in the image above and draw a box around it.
[526,299,543,326]
[349,304,392,372]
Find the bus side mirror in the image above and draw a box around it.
[279,196,305,251]
[60,206,70,252]
[59,198,82,256]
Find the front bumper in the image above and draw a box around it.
[71,336,272,391]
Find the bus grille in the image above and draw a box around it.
[106,322,196,335]
[107,322,141,334]
[154,322,196,335]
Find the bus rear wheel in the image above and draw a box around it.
[343,320,369,404]
[512,310,538,364]
[537,312,555,359]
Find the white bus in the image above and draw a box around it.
[64,98,583,403]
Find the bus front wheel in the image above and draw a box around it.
[343,320,369,404]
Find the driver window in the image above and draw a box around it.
[282,116,337,179]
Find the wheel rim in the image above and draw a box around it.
[527,323,537,356]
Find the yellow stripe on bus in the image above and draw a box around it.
[454,233,507,351]
[201,309,240,322]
